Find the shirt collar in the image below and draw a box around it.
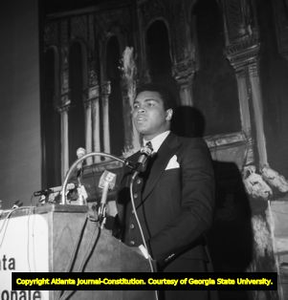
[143,131,170,153]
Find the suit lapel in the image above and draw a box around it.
[141,133,179,201]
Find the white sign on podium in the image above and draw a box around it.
[0,211,49,299]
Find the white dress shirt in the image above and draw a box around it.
[143,130,170,153]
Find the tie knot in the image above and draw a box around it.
[145,141,153,151]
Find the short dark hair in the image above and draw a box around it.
[136,82,177,111]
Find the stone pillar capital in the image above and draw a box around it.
[172,59,196,85]
[101,81,111,96]
[172,58,196,106]
[83,84,100,108]
[225,35,260,71]
[57,98,71,113]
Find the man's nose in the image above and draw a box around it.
[137,107,145,113]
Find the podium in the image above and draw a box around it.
[0,204,156,300]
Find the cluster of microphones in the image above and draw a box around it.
[33,143,154,207]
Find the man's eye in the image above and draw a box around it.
[133,104,139,109]
[147,102,155,107]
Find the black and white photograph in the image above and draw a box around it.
[0,1,288,299]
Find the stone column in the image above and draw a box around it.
[170,1,197,107]
[86,81,101,164]
[58,102,70,180]
[59,44,70,179]
[101,81,111,155]
[234,66,254,165]
[248,60,268,167]
[221,0,267,166]
[86,57,101,163]
[224,30,261,167]
[84,97,93,165]
[92,93,101,163]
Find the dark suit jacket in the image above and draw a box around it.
[116,132,215,271]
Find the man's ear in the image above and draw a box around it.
[166,109,173,121]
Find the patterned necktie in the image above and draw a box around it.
[142,141,155,180]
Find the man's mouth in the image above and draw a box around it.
[136,116,147,123]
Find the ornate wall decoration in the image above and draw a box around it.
[225,35,260,69]
[44,21,58,49]
[172,58,196,85]
[221,0,255,43]
[95,7,132,44]
[169,0,191,62]
[60,19,69,47]
[221,0,259,68]
[71,15,88,41]
[138,0,168,28]
[88,64,98,88]
[87,14,95,50]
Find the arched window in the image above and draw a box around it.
[146,20,173,84]
[192,0,241,136]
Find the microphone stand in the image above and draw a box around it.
[61,152,133,205]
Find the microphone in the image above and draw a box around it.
[34,189,52,197]
[98,170,117,227]
[76,147,86,176]
[75,147,87,206]
[12,200,23,209]
[135,143,154,173]
[34,183,76,197]
[76,147,86,160]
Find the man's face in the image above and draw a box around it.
[132,90,172,140]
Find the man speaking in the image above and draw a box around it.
[115,83,215,300]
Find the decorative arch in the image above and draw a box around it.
[101,31,125,80]
[192,0,241,136]
[145,16,171,36]
[68,38,89,91]
[145,19,173,84]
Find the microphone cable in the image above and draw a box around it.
[129,175,159,300]
[58,214,101,300]
[0,206,33,247]
[56,214,88,300]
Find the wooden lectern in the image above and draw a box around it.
[0,204,157,300]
